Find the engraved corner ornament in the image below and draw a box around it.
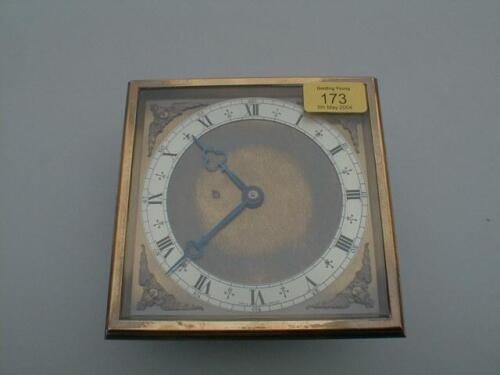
[308,244,374,309]
[148,103,205,156]
[137,246,203,311]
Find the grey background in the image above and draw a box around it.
[1,0,499,374]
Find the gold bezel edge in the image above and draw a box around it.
[127,76,375,89]
[106,315,404,339]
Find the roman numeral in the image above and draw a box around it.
[162,151,177,157]
[250,289,265,305]
[295,114,303,126]
[329,144,344,156]
[147,193,163,205]
[245,103,259,116]
[336,235,353,252]
[305,276,317,289]
[156,236,175,259]
[197,115,213,127]
[346,190,361,200]
[194,274,211,294]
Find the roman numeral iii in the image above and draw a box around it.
[346,190,361,200]
[336,235,354,252]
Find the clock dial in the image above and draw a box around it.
[142,98,368,312]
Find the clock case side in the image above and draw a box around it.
[106,81,140,337]
[105,77,404,339]
[368,77,405,337]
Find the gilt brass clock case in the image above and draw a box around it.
[106,77,403,338]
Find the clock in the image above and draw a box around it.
[106,77,403,338]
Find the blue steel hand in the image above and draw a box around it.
[193,136,248,192]
[166,200,247,276]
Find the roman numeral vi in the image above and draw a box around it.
[250,289,265,305]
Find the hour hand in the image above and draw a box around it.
[217,163,248,192]
[193,136,248,191]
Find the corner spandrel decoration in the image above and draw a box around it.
[148,103,206,156]
[137,246,203,311]
[307,244,374,309]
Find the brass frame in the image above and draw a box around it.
[105,77,404,338]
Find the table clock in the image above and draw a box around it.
[106,77,403,338]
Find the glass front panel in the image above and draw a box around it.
[118,84,390,321]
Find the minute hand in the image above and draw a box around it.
[165,200,247,276]
[218,162,248,191]
[194,200,246,249]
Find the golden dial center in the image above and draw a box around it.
[195,145,313,259]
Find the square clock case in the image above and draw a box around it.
[106,77,404,338]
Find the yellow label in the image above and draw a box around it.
[303,82,367,113]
